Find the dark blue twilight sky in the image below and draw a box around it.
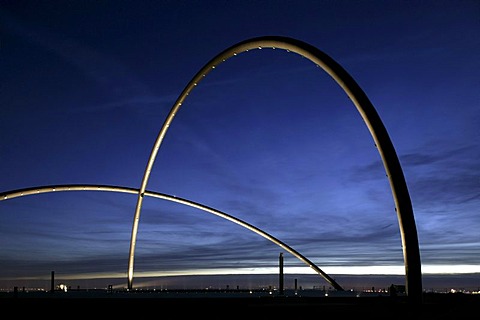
[0,1,479,290]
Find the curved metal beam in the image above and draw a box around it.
[0,184,344,291]
[130,36,422,302]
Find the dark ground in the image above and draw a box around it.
[1,291,479,318]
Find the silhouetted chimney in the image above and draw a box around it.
[50,271,55,293]
[279,252,284,295]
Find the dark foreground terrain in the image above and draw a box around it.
[1,291,478,318]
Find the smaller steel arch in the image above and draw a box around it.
[0,184,344,291]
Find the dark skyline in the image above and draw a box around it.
[0,1,479,291]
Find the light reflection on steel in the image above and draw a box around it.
[131,36,422,303]
[0,184,344,291]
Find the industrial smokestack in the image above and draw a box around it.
[279,252,284,295]
[50,271,55,293]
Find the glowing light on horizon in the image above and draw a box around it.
[4,264,478,283]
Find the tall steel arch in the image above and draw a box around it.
[129,36,422,303]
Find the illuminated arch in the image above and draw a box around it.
[0,184,344,291]
[131,36,422,302]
